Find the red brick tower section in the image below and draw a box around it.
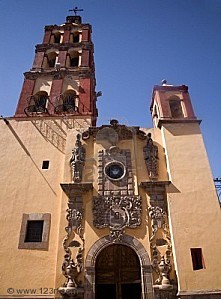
[15,15,98,126]
[150,83,199,128]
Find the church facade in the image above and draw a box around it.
[0,13,220,299]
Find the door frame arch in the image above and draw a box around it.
[84,234,154,299]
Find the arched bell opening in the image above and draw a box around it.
[24,91,49,115]
[54,90,79,114]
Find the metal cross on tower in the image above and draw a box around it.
[69,6,84,16]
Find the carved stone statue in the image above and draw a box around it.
[143,133,159,180]
[70,134,85,182]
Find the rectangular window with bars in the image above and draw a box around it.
[25,220,44,243]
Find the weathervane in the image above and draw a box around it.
[69,6,84,16]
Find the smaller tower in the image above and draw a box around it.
[151,82,221,297]
[150,81,197,128]
[15,11,97,125]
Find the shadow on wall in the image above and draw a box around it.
[165,122,201,137]
[3,120,57,196]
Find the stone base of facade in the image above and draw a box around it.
[178,290,221,299]
[154,285,177,299]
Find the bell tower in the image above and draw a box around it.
[150,81,197,128]
[15,11,97,126]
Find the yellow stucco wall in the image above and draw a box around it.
[0,117,92,297]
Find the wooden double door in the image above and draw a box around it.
[95,245,141,299]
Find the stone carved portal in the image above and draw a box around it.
[95,244,141,299]
[84,235,154,299]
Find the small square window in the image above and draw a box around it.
[42,160,49,169]
[18,213,51,250]
[25,220,44,242]
[191,248,205,270]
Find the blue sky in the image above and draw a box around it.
[0,0,221,177]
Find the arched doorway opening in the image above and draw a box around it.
[95,244,141,299]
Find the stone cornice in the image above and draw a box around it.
[61,183,93,197]
[24,68,94,80]
[140,181,171,193]
[35,41,93,52]
[157,118,202,127]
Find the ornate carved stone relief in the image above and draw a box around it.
[143,133,159,180]
[82,119,146,143]
[148,206,167,242]
[61,196,84,288]
[59,183,93,298]
[140,182,174,292]
[97,146,134,196]
[148,206,171,288]
[148,204,173,290]
[70,134,86,183]
[93,195,142,242]
[89,121,143,242]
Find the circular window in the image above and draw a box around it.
[104,161,126,181]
